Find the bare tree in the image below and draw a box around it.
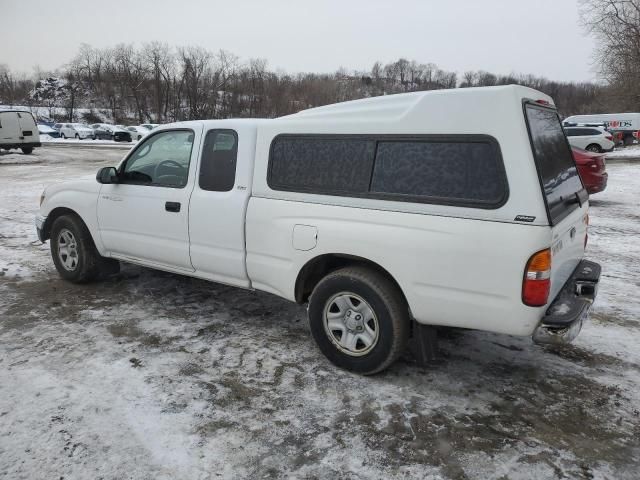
[581,0,640,109]
[143,42,175,122]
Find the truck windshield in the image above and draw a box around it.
[525,104,586,225]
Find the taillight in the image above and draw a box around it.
[605,134,613,141]
[522,249,551,307]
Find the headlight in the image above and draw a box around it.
[39,190,46,206]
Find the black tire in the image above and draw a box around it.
[308,266,409,375]
[586,144,602,153]
[75,133,80,140]
[50,215,119,283]
[21,147,33,154]
[60,133,66,139]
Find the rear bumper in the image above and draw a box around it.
[1,142,41,149]
[532,259,601,345]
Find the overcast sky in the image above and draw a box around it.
[0,0,596,82]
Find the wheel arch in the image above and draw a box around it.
[294,253,409,307]
[41,207,86,241]
[586,143,602,152]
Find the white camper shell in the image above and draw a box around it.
[36,85,601,374]
[0,110,41,154]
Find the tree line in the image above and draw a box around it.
[0,42,620,124]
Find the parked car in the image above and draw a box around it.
[564,112,640,146]
[564,126,614,153]
[0,110,41,154]
[37,124,60,139]
[572,147,608,195]
[59,123,95,140]
[52,123,63,132]
[139,123,159,131]
[37,120,56,128]
[35,86,601,374]
[124,125,149,141]
[91,123,132,142]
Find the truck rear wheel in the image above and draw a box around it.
[21,147,33,154]
[308,266,409,374]
[50,215,119,283]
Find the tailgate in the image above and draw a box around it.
[549,204,588,300]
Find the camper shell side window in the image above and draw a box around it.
[267,134,508,209]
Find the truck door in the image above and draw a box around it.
[188,128,252,288]
[97,127,202,271]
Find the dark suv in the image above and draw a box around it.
[91,124,132,142]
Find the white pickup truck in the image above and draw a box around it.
[36,85,601,374]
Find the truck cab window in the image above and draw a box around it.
[121,130,194,188]
[199,129,238,192]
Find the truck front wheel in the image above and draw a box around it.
[50,215,119,283]
[308,266,409,375]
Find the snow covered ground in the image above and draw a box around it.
[607,145,640,159]
[0,147,639,479]
[40,136,136,149]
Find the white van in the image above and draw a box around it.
[0,110,41,154]
[35,85,600,374]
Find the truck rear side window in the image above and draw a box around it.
[268,135,507,208]
[199,129,238,192]
[525,104,585,225]
[370,141,505,205]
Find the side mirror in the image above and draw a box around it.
[96,166,119,184]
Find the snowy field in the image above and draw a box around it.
[0,147,639,479]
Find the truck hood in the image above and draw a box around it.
[43,175,100,200]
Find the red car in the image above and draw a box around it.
[572,147,608,195]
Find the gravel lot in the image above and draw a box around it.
[1,146,639,479]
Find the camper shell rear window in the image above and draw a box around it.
[524,103,587,225]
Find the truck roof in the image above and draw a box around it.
[280,85,554,121]
[166,118,270,130]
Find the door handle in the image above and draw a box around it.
[165,201,181,212]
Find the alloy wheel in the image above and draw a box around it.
[57,228,79,271]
